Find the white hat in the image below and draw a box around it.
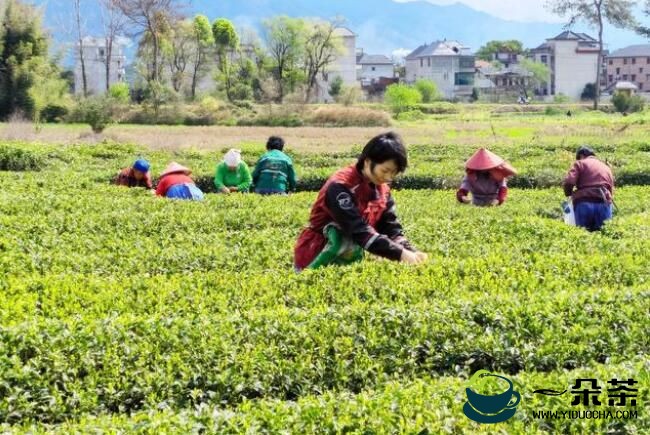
[224,149,242,167]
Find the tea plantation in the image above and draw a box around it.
[0,139,648,433]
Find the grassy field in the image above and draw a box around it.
[0,106,649,433]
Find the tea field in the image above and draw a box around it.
[0,136,649,433]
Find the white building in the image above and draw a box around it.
[405,40,475,99]
[530,31,601,100]
[357,53,394,86]
[74,37,127,95]
[315,27,359,102]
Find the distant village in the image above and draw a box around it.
[75,28,650,104]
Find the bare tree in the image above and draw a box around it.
[303,19,344,102]
[100,0,127,92]
[546,0,636,109]
[74,0,88,96]
[113,0,185,83]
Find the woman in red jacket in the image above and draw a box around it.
[294,132,427,271]
[155,162,204,200]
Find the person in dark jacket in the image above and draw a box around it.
[294,132,427,271]
[252,136,297,195]
[563,146,614,231]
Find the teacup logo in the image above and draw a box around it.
[463,370,521,424]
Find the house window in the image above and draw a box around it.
[623,58,627,64]
[427,57,431,67]
[420,58,423,67]
[371,66,376,71]
[98,48,105,58]
[454,72,474,86]
[640,83,644,90]
[608,59,613,65]
[608,75,613,83]
[622,74,628,80]
[647,74,650,81]
[647,57,650,64]
[641,68,644,73]
[632,74,636,81]
[616,67,620,75]
[632,58,636,64]
[541,55,548,64]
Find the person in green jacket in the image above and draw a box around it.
[214,149,252,194]
[252,136,297,195]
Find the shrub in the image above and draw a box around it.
[109,83,131,104]
[581,83,596,101]
[0,145,44,171]
[308,106,391,127]
[76,96,115,133]
[336,85,362,106]
[553,93,570,103]
[612,92,645,114]
[328,76,344,99]
[385,84,422,114]
[396,109,426,121]
[544,106,562,116]
[40,104,69,123]
[414,79,439,103]
[417,102,459,114]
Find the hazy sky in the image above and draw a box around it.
[394,0,566,23]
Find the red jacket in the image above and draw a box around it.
[155,173,195,197]
[294,164,415,270]
[115,167,152,189]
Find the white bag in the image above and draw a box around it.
[561,200,576,226]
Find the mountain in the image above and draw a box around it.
[33,0,647,61]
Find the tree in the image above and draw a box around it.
[165,19,194,92]
[0,0,68,121]
[303,19,343,102]
[113,0,185,83]
[475,40,524,62]
[74,0,88,96]
[384,83,422,115]
[546,0,636,109]
[213,18,239,101]
[581,82,597,100]
[99,0,127,92]
[263,16,306,102]
[637,0,650,37]
[189,14,214,99]
[518,58,551,99]
[414,79,439,103]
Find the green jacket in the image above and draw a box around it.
[214,161,252,192]
[252,150,297,193]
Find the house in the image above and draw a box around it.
[315,27,359,103]
[613,81,638,97]
[605,44,650,93]
[530,31,601,100]
[476,61,533,102]
[357,53,394,86]
[74,36,127,95]
[404,40,475,99]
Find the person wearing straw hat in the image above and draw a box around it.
[294,132,427,271]
[155,162,204,200]
[214,149,252,194]
[115,159,153,190]
[563,146,614,231]
[456,148,516,206]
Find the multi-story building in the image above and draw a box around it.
[404,40,475,99]
[357,53,394,86]
[605,44,650,93]
[315,27,359,103]
[530,31,601,100]
[74,37,127,95]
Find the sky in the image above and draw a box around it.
[395,0,576,23]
